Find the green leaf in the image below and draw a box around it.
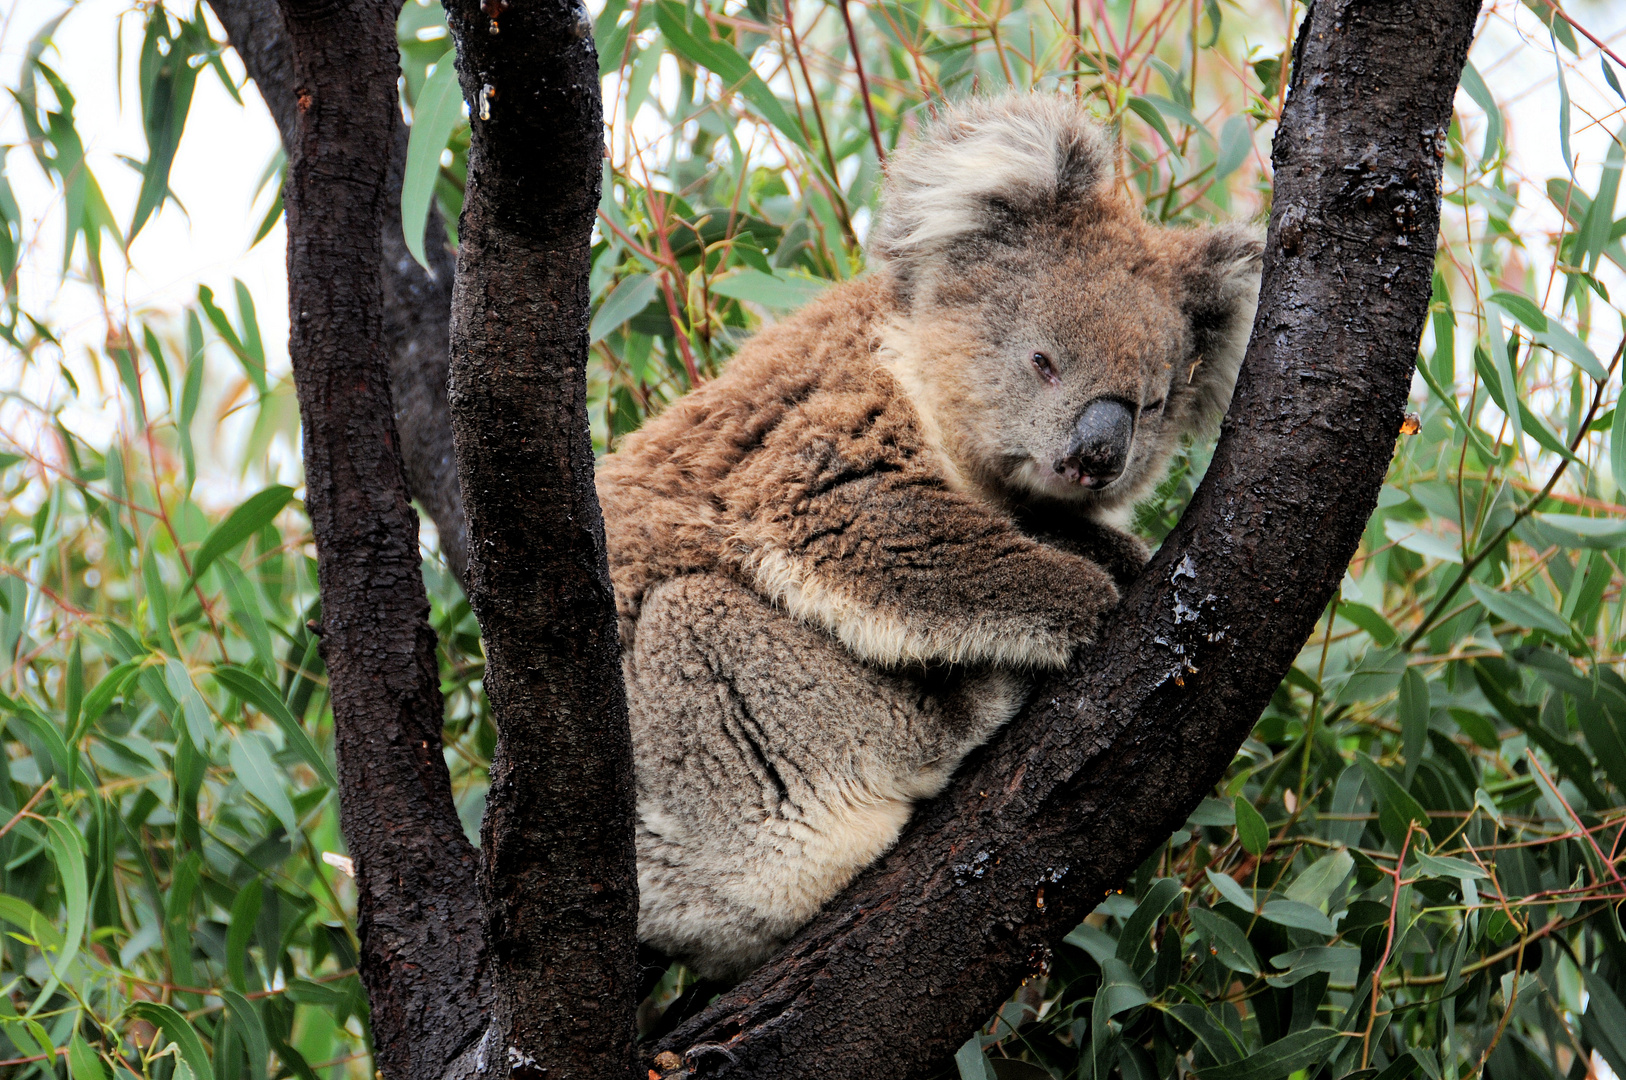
[1213,117,1251,182]
[1482,307,1524,449]
[1398,669,1428,784]
[1063,921,1117,964]
[1285,849,1353,911]
[1554,29,1575,182]
[653,2,809,153]
[590,273,660,343]
[130,8,202,240]
[1140,94,1212,140]
[221,990,268,1080]
[1164,1003,1242,1065]
[1356,753,1431,844]
[1116,878,1182,975]
[213,665,337,789]
[1411,852,1488,880]
[1189,906,1259,975]
[1523,512,1626,550]
[1415,354,1496,461]
[68,1032,107,1080]
[165,658,215,751]
[710,269,829,311]
[1467,581,1573,637]
[230,731,300,838]
[233,280,265,371]
[1196,1028,1349,1080]
[78,658,142,733]
[402,49,462,271]
[1125,96,1179,151]
[1605,57,1625,103]
[1614,382,1626,493]
[1234,796,1268,856]
[1186,797,1236,828]
[217,560,276,673]
[1265,944,1359,987]
[955,1036,994,1080]
[1204,867,1255,914]
[226,879,263,992]
[1096,957,1151,1016]
[5,702,74,782]
[127,1003,214,1080]
[1340,601,1397,647]
[1258,899,1336,937]
[1382,520,1461,564]
[42,816,86,978]
[198,285,265,393]
[1458,61,1503,167]
[185,485,295,590]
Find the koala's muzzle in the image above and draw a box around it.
[1054,398,1134,488]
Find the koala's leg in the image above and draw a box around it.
[628,573,1023,983]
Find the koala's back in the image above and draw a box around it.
[597,275,921,638]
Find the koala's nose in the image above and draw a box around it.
[1054,398,1134,489]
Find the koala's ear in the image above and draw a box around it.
[869,95,1113,276]
[1171,224,1263,433]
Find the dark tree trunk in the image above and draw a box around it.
[439,1,641,1077]
[650,1,1483,1076]
[209,0,470,583]
[270,3,488,1079]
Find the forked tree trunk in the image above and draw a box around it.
[258,0,1483,1074]
[269,2,488,1079]
[650,0,1484,1075]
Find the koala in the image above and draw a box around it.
[595,94,1262,983]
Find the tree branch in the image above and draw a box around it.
[209,0,469,584]
[268,2,488,1078]
[440,0,641,1076]
[652,0,1484,1075]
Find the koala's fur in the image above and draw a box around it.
[596,94,1262,982]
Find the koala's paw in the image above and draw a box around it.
[1095,530,1151,587]
[1055,558,1120,649]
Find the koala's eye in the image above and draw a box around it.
[1030,351,1061,386]
[1145,397,1166,413]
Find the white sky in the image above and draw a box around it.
[0,0,1623,507]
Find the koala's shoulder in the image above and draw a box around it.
[596,276,927,617]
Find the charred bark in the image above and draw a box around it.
[652,0,1483,1075]
[439,0,641,1077]
[209,0,469,583]
[270,2,488,1078]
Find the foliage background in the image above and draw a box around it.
[4,0,1626,1078]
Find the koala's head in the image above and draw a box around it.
[870,94,1262,517]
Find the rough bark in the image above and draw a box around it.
[440,1,641,1077]
[652,0,1483,1075]
[209,0,469,583]
[270,2,489,1079]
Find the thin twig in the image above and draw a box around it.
[839,0,886,162]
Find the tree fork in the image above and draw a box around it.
[440,0,642,1076]
[654,1,1485,1076]
[271,1,488,1077]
